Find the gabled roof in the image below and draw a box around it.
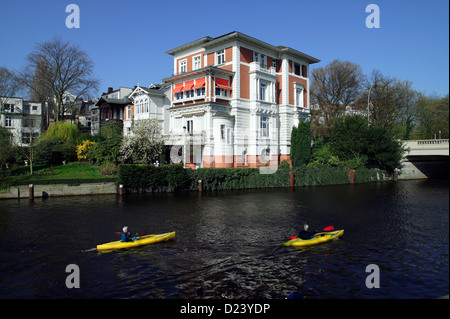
[128,85,166,99]
[94,96,131,107]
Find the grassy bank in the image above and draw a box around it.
[1,162,117,189]
[2,162,390,192]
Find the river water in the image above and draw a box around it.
[0,179,448,299]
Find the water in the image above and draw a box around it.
[0,179,448,299]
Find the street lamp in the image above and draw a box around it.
[367,82,375,125]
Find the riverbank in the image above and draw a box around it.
[0,163,399,200]
[0,181,117,199]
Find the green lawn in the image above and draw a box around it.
[2,162,117,188]
[36,162,105,178]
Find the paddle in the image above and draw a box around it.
[288,226,334,240]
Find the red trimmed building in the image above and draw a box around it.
[161,31,320,168]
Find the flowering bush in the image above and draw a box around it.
[76,140,96,160]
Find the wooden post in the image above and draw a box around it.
[349,170,356,184]
[29,184,34,200]
[198,180,203,192]
[289,171,294,188]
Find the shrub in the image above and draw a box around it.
[34,138,65,166]
[86,137,122,165]
[77,140,96,160]
[100,163,118,176]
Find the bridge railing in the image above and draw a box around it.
[416,139,449,145]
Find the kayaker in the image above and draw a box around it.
[298,224,316,240]
[121,226,138,242]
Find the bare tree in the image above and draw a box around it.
[0,66,20,111]
[310,59,364,139]
[358,70,417,135]
[20,37,100,122]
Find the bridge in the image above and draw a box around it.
[399,139,449,180]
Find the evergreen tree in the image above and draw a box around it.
[290,120,311,167]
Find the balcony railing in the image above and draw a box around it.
[250,62,276,75]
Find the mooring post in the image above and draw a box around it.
[198,180,203,192]
[29,184,34,200]
[393,168,399,182]
[349,170,356,184]
[289,171,294,188]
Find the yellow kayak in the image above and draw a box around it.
[97,232,175,250]
[283,229,344,247]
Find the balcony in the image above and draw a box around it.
[250,62,276,75]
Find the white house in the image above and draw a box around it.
[1,97,42,146]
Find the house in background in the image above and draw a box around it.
[1,97,43,146]
[91,87,133,135]
[125,84,170,137]
[162,31,320,168]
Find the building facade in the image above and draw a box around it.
[125,84,170,137]
[162,31,320,168]
[1,97,43,146]
[91,87,133,135]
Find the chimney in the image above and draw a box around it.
[107,87,113,93]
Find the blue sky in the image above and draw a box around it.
[1,0,448,97]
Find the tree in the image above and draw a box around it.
[20,37,99,122]
[310,59,364,139]
[120,119,164,164]
[0,126,15,170]
[358,70,418,135]
[290,120,311,167]
[414,94,449,139]
[39,121,80,145]
[0,67,21,112]
[330,115,405,173]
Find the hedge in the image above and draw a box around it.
[117,164,389,193]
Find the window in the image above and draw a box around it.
[5,116,12,127]
[259,82,267,101]
[221,124,225,139]
[215,88,228,97]
[260,116,269,137]
[294,62,301,76]
[196,88,205,97]
[32,105,38,111]
[187,120,193,133]
[216,50,225,65]
[127,106,131,119]
[295,87,304,107]
[254,52,267,68]
[179,59,187,73]
[272,59,277,68]
[301,65,307,77]
[193,55,201,70]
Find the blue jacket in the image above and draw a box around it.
[121,232,135,242]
